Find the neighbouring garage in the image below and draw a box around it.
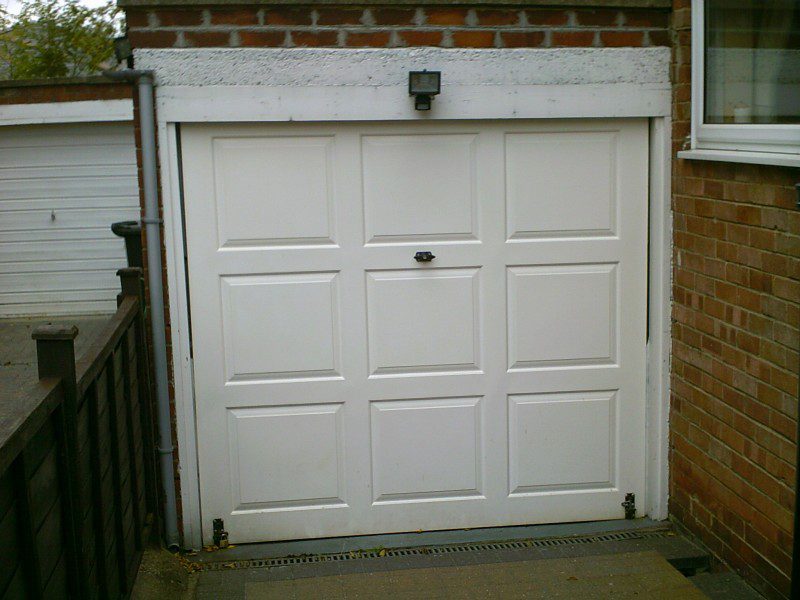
[0,120,139,316]
[180,118,650,543]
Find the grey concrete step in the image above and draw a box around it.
[189,519,712,579]
[689,571,765,600]
[190,518,670,562]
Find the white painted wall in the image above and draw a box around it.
[136,47,670,87]
[0,120,139,316]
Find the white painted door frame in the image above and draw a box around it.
[146,47,672,549]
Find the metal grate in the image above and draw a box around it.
[196,528,673,572]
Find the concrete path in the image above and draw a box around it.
[131,528,765,600]
[0,315,108,400]
[243,551,706,599]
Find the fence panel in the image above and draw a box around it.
[0,267,156,599]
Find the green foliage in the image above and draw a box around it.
[0,0,122,80]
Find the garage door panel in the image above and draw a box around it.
[0,123,134,148]
[0,176,138,200]
[366,488,626,532]
[0,144,135,168]
[0,239,125,263]
[219,380,353,408]
[183,120,648,544]
[0,120,138,317]
[360,245,484,270]
[0,164,135,181]
[365,372,488,400]
[0,196,140,212]
[508,391,616,495]
[370,396,483,503]
[507,263,617,369]
[362,133,478,244]
[366,268,481,376]
[505,368,622,396]
[0,207,139,232]
[212,136,336,249]
[220,272,342,382]
[503,239,622,264]
[505,131,618,240]
[0,288,118,305]
[0,258,125,275]
[0,269,121,294]
[227,404,346,511]
[0,227,120,244]
[212,254,346,279]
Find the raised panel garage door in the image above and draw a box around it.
[181,119,649,544]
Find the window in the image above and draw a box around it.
[682,0,800,166]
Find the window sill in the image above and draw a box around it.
[677,149,800,169]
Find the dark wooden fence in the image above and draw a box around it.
[0,268,158,599]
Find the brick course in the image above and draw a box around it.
[124,5,670,48]
[0,79,132,104]
[669,1,799,598]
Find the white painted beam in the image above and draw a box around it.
[0,99,134,126]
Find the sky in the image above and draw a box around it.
[2,0,108,16]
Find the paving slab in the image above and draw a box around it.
[243,551,708,599]
[0,316,108,400]
[689,572,764,600]
[191,524,713,597]
[133,526,763,600]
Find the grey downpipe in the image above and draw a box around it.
[791,183,799,599]
[104,69,180,550]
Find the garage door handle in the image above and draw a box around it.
[414,251,436,263]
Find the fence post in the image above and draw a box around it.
[31,325,87,597]
[118,267,160,528]
[32,324,78,382]
[118,267,142,306]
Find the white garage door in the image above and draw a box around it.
[181,119,649,544]
[0,122,139,316]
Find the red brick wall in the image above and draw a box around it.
[125,5,670,48]
[670,1,799,598]
[0,79,131,105]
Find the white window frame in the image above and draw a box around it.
[678,0,800,167]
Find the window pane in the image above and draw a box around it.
[704,0,800,124]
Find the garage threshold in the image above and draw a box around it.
[189,518,696,567]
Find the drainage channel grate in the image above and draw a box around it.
[197,528,673,572]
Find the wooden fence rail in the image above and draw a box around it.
[0,268,158,599]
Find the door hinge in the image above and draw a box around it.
[621,493,636,520]
[212,518,229,548]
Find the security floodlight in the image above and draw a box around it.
[409,70,441,111]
